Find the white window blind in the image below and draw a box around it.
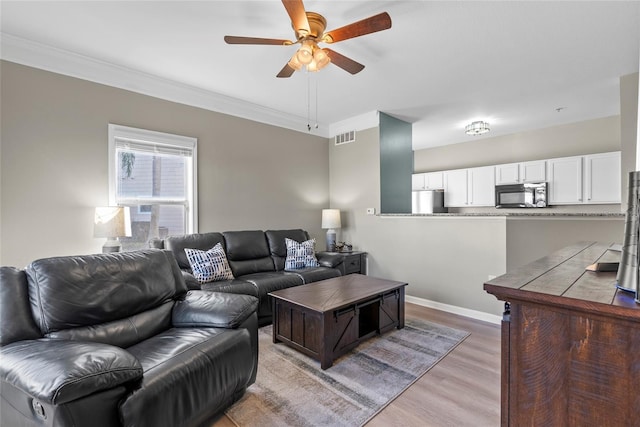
[108,124,197,250]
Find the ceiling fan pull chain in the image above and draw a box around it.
[307,71,311,131]
[315,74,319,129]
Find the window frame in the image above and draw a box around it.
[108,124,198,235]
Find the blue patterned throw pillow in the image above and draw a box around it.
[184,243,234,283]
[284,238,320,270]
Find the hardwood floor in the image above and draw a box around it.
[213,302,502,427]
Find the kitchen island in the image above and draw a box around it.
[484,241,640,426]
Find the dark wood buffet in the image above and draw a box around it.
[484,241,640,427]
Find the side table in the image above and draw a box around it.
[318,251,367,275]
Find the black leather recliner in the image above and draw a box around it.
[0,249,259,427]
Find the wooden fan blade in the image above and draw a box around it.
[323,48,365,74]
[323,12,392,43]
[277,63,296,78]
[224,35,292,46]
[282,0,310,36]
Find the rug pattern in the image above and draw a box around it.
[225,317,469,427]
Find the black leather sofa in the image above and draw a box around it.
[0,249,259,427]
[150,229,344,326]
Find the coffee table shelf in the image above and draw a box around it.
[269,274,407,369]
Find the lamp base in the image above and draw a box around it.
[326,229,337,252]
[102,237,122,253]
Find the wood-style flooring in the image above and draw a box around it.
[213,302,502,427]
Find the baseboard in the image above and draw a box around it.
[405,295,502,325]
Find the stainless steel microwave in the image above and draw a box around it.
[495,182,548,208]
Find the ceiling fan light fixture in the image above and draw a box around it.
[296,40,314,65]
[287,54,303,71]
[313,48,331,70]
[465,121,490,136]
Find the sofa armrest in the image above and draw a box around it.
[172,291,258,329]
[316,252,344,268]
[0,339,142,405]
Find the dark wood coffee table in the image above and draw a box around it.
[269,274,408,369]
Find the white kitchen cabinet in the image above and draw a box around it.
[548,156,583,205]
[444,169,468,207]
[412,171,444,190]
[424,171,444,189]
[411,173,425,190]
[495,161,546,185]
[468,166,495,206]
[445,167,494,207]
[521,160,546,182]
[584,152,621,204]
[495,163,520,185]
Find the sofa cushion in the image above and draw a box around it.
[165,232,226,270]
[0,267,42,345]
[184,243,234,283]
[200,279,258,298]
[121,327,253,427]
[240,272,304,296]
[25,250,185,335]
[265,229,310,271]
[223,230,274,276]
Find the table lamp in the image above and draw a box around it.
[94,206,132,253]
[321,209,341,252]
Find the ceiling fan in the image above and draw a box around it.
[224,0,392,78]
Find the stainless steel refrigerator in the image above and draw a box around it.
[411,190,447,214]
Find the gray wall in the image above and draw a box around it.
[0,61,330,267]
[506,218,624,271]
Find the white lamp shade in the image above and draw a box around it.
[94,206,132,238]
[321,209,341,229]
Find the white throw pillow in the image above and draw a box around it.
[284,238,320,270]
[184,243,234,283]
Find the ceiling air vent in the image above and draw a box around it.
[335,130,356,145]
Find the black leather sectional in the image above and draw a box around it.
[0,249,259,427]
[151,229,345,326]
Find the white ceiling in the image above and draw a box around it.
[1,1,639,150]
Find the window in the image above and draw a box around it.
[109,124,197,250]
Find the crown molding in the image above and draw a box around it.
[1,33,333,137]
[329,111,380,136]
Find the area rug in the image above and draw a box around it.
[225,317,470,427]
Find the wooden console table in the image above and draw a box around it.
[484,242,640,426]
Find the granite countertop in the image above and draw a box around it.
[380,212,625,218]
